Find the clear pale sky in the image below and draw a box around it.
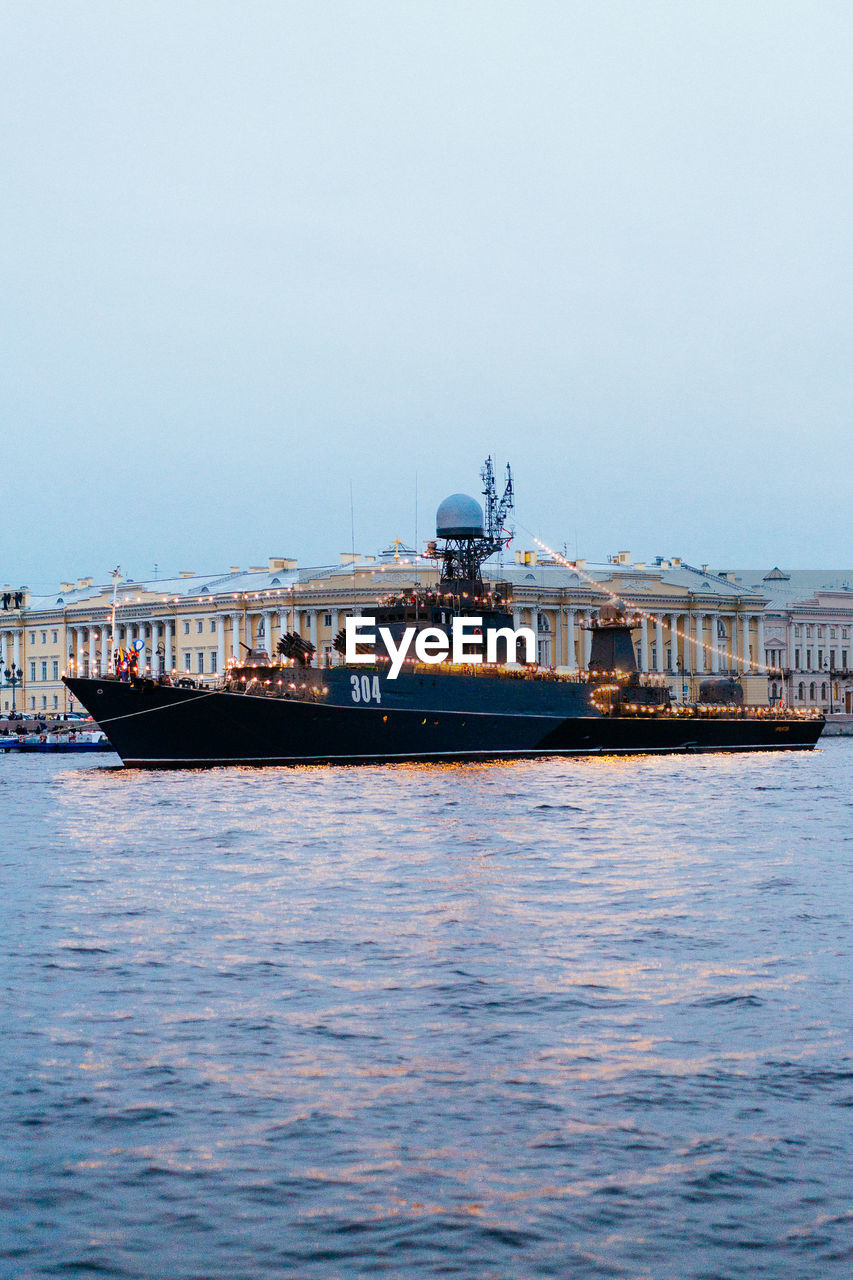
[3,1,852,588]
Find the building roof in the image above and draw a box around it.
[733,570,853,609]
[485,558,763,600]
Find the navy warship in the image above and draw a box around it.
[64,468,823,767]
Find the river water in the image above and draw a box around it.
[3,743,852,1278]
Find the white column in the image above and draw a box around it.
[565,609,576,669]
[13,629,20,668]
[100,624,110,674]
[230,613,240,662]
[669,614,679,671]
[709,614,720,673]
[217,615,225,673]
[164,619,173,672]
[583,610,592,667]
[512,606,523,629]
[308,610,318,658]
[757,615,766,669]
[695,614,705,673]
[741,614,751,670]
[639,616,649,671]
[278,609,287,639]
[683,615,693,673]
[76,627,84,675]
[655,616,664,673]
[329,609,339,664]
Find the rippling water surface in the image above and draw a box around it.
[3,743,852,1278]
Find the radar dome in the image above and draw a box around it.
[436,493,485,538]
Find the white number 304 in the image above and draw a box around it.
[350,674,381,704]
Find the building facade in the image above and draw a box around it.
[733,568,853,714]
[1,548,774,715]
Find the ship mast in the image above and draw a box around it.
[430,458,514,601]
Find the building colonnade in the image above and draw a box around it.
[511,605,765,674]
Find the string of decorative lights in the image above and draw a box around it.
[514,522,776,676]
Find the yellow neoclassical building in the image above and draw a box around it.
[1,548,772,716]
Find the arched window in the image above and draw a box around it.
[770,682,778,700]
[821,683,827,700]
[809,681,816,700]
[798,682,805,699]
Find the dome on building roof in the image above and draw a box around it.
[436,493,484,538]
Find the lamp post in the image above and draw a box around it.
[825,662,835,714]
[4,665,23,716]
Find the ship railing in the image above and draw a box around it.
[618,703,823,719]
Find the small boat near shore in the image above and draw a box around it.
[1,730,113,754]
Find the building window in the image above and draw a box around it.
[196,651,204,673]
[184,621,190,635]
[29,661,36,681]
[53,695,58,709]
[196,620,203,634]
[831,627,837,639]
[210,619,216,633]
[210,652,217,672]
[40,661,47,681]
[821,683,827,701]
[29,632,35,644]
[119,626,126,641]
[817,626,825,639]
[30,696,35,710]
[41,631,47,644]
[817,649,823,668]
[843,628,850,640]
[794,625,802,638]
[41,695,47,710]
[806,650,812,669]
[324,613,332,628]
[809,682,816,700]
[52,661,59,680]
[183,652,191,671]
[52,630,58,644]
[806,625,813,638]
[795,649,800,668]
[843,650,849,668]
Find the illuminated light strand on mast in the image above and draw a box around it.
[517,526,775,676]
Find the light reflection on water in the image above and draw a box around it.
[3,744,852,1278]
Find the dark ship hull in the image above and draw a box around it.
[64,670,824,768]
